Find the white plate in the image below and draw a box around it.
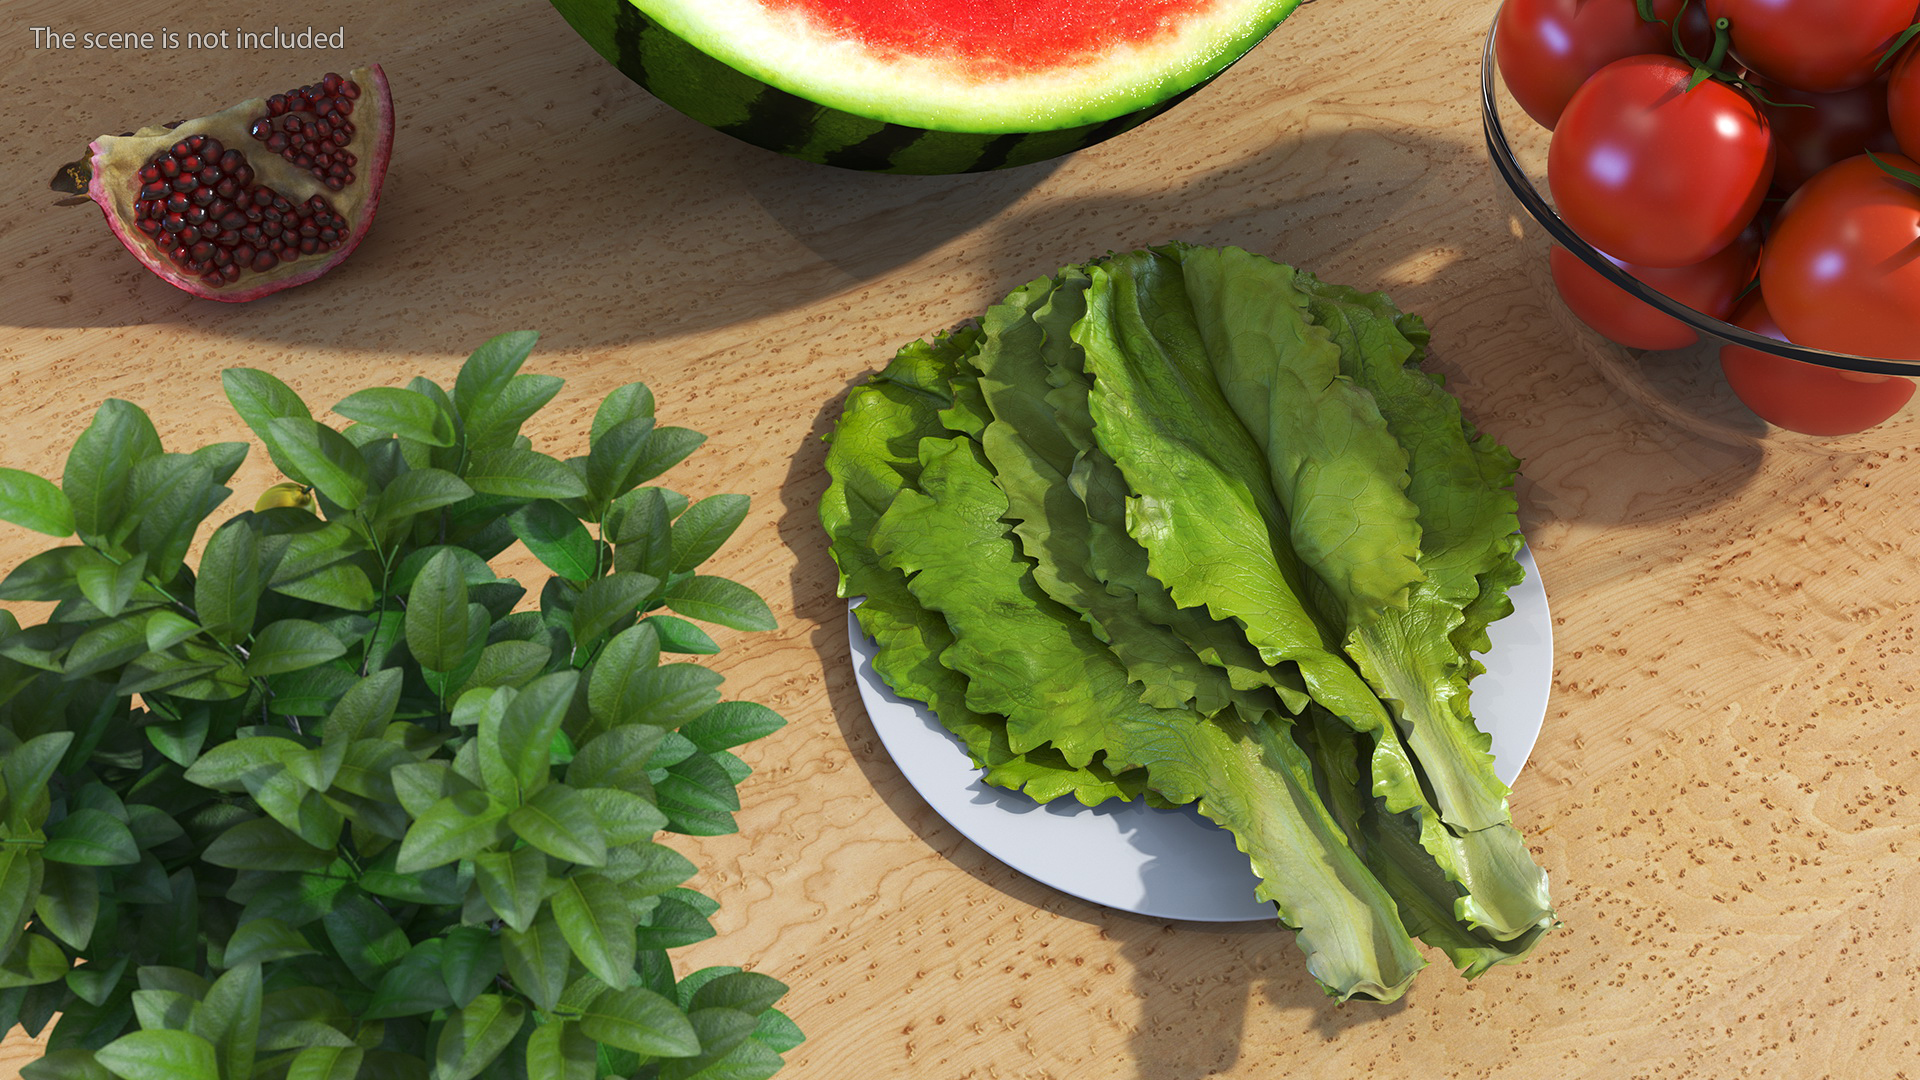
[849,544,1553,923]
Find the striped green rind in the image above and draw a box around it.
[547,0,1300,173]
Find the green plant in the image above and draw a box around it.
[0,332,800,1079]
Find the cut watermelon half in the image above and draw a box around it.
[549,0,1304,173]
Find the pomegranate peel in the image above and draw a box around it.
[85,64,392,302]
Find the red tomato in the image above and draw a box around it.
[1890,44,1920,159]
[1549,55,1775,267]
[1751,75,1900,193]
[1548,231,1760,350]
[1718,292,1915,434]
[1704,0,1918,92]
[1759,153,1920,359]
[1495,0,1711,129]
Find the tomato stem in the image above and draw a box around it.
[1875,21,1920,73]
[1703,17,1731,74]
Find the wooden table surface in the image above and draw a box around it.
[8,0,1920,1076]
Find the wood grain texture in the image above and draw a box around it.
[6,0,1920,1076]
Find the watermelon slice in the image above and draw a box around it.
[549,0,1304,173]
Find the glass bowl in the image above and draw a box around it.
[1478,13,1920,452]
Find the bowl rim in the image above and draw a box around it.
[1478,12,1920,378]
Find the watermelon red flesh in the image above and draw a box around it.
[548,0,1300,173]
[764,0,1213,75]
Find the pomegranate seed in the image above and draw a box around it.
[190,188,216,209]
[178,226,200,245]
[268,95,288,116]
[137,219,162,237]
[159,158,181,178]
[240,226,262,244]
[325,176,346,191]
[342,80,360,99]
[220,210,247,231]
[232,164,253,186]
[184,205,207,225]
[253,251,278,272]
[162,213,186,233]
[171,140,192,157]
[221,264,242,283]
[165,193,189,214]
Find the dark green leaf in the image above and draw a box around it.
[751,1007,804,1054]
[190,442,249,487]
[72,551,146,619]
[243,618,347,678]
[607,488,672,580]
[191,962,262,1080]
[124,804,185,850]
[19,1049,112,1080]
[683,701,786,753]
[63,399,162,545]
[663,576,775,632]
[391,761,472,819]
[5,732,73,812]
[407,549,472,673]
[325,668,404,746]
[128,455,222,580]
[358,859,464,905]
[195,518,261,644]
[632,890,717,950]
[321,894,410,989]
[689,972,788,1017]
[396,790,511,873]
[222,917,319,966]
[0,468,75,537]
[659,1007,760,1078]
[34,861,99,949]
[453,333,538,424]
[474,846,548,934]
[590,383,655,443]
[93,1030,218,1080]
[550,874,635,988]
[509,784,607,867]
[670,495,750,574]
[184,734,304,792]
[584,417,655,510]
[577,986,698,1058]
[501,917,570,1015]
[431,993,526,1080]
[223,368,315,479]
[646,615,719,655]
[334,387,457,447]
[508,501,597,581]
[617,663,727,730]
[374,468,474,523]
[464,448,587,501]
[365,940,454,1020]
[271,561,377,612]
[606,842,697,897]
[201,817,336,872]
[572,572,657,646]
[43,809,139,866]
[624,427,705,489]
[61,615,151,680]
[246,769,345,849]
[441,926,503,1009]
[464,374,565,454]
[0,547,86,604]
[266,418,370,511]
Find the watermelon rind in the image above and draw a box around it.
[548,0,1303,173]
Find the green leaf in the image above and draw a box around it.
[624,427,706,488]
[373,468,474,523]
[608,487,673,580]
[334,387,457,447]
[607,663,725,730]
[4,731,74,813]
[266,417,370,511]
[683,701,786,753]
[408,549,473,673]
[93,1030,219,1080]
[509,501,597,581]
[509,784,607,867]
[670,495,750,573]
[184,734,304,792]
[501,916,570,1015]
[324,668,404,746]
[605,842,697,898]
[550,874,635,988]
[43,808,139,866]
[34,861,99,949]
[590,383,655,443]
[688,971,788,1016]
[62,614,151,680]
[431,994,526,1080]
[453,333,539,424]
[657,752,741,814]
[0,932,66,990]
[465,373,566,454]
[128,455,222,580]
[222,917,319,966]
[577,986,699,1058]
[0,467,74,537]
[663,576,775,632]
[646,615,719,655]
[63,399,162,545]
[190,442,250,487]
[525,1020,595,1080]
[365,941,454,1020]
[571,572,657,645]
[243,618,347,678]
[566,727,665,791]
[464,448,588,500]
[223,368,315,478]
[71,551,146,619]
[195,518,261,644]
[577,787,668,846]
[465,640,552,691]
[19,1050,113,1080]
[396,790,512,873]
[321,894,410,989]
[474,845,548,933]
[497,671,577,795]
[584,416,656,511]
[191,962,262,1080]
[286,1046,365,1080]
[441,926,503,1009]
